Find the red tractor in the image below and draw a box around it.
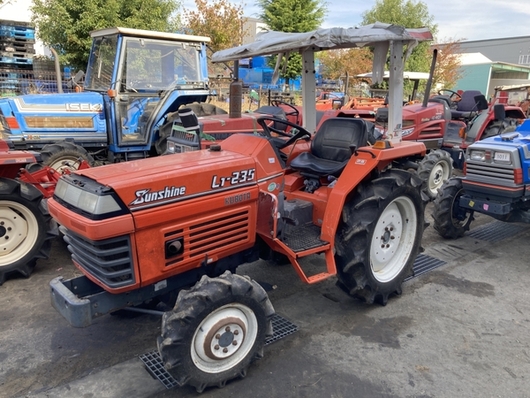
[47,24,433,392]
[371,86,526,199]
[0,140,59,284]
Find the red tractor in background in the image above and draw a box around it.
[363,49,527,200]
[494,83,530,117]
[0,139,59,284]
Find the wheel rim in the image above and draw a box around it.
[0,200,39,266]
[48,156,82,173]
[191,303,258,374]
[428,161,451,196]
[370,196,418,283]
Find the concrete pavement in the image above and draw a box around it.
[5,219,529,398]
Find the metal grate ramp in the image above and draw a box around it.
[468,221,526,242]
[140,313,298,389]
[405,254,447,281]
[264,313,298,345]
[139,350,179,389]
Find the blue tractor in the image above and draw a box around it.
[0,27,214,167]
[432,105,530,238]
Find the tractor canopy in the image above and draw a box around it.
[212,23,433,136]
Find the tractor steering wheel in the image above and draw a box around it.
[437,89,462,102]
[270,99,300,123]
[256,116,312,149]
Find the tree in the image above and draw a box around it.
[257,0,326,84]
[31,0,181,70]
[318,48,373,80]
[432,39,464,91]
[182,0,245,53]
[362,0,438,98]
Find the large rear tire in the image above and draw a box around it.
[432,178,474,239]
[158,271,275,393]
[335,169,425,305]
[417,150,453,200]
[40,141,94,172]
[0,178,58,285]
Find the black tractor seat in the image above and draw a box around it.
[451,90,483,119]
[290,117,370,178]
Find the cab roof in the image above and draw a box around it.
[90,27,211,43]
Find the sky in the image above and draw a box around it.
[183,0,530,42]
[2,0,529,43]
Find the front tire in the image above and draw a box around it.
[335,169,425,305]
[432,178,474,238]
[40,141,94,172]
[417,150,453,200]
[0,179,58,285]
[158,272,275,393]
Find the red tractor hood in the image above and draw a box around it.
[71,134,276,211]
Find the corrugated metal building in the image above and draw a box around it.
[453,36,530,99]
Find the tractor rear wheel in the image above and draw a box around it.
[0,178,58,285]
[417,150,453,200]
[335,169,425,305]
[432,178,474,239]
[158,271,274,393]
[40,141,94,172]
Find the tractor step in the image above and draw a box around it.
[140,313,298,389]
[281,223,327,252]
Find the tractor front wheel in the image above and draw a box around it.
[417,150,453,200]
[432,178,474,239]
[40,141,94,172]
[0,179,58,285]
[158,271,274,393]
[335,169,425,305]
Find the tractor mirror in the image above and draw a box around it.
[474,95,489,111]
[493,104,506,121]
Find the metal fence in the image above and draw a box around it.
[0,68,80,96]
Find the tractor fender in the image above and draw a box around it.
[320,141,426,243]
[321,141,426,245]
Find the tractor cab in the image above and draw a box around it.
[0,27,212,162]
[85,27,211,161]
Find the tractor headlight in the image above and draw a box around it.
[469,150,485,161]
[54,177,124,218]
[166,140,177,154]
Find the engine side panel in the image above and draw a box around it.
[0,92,107,148]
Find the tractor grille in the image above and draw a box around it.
[465,161,516,186]
[165,209,251,266]
[62,227,135,289]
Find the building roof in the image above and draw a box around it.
[458,52,492,65]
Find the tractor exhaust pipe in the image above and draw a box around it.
[229,60,242,118]
[50,47,63,94]
[422,49,437,108]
